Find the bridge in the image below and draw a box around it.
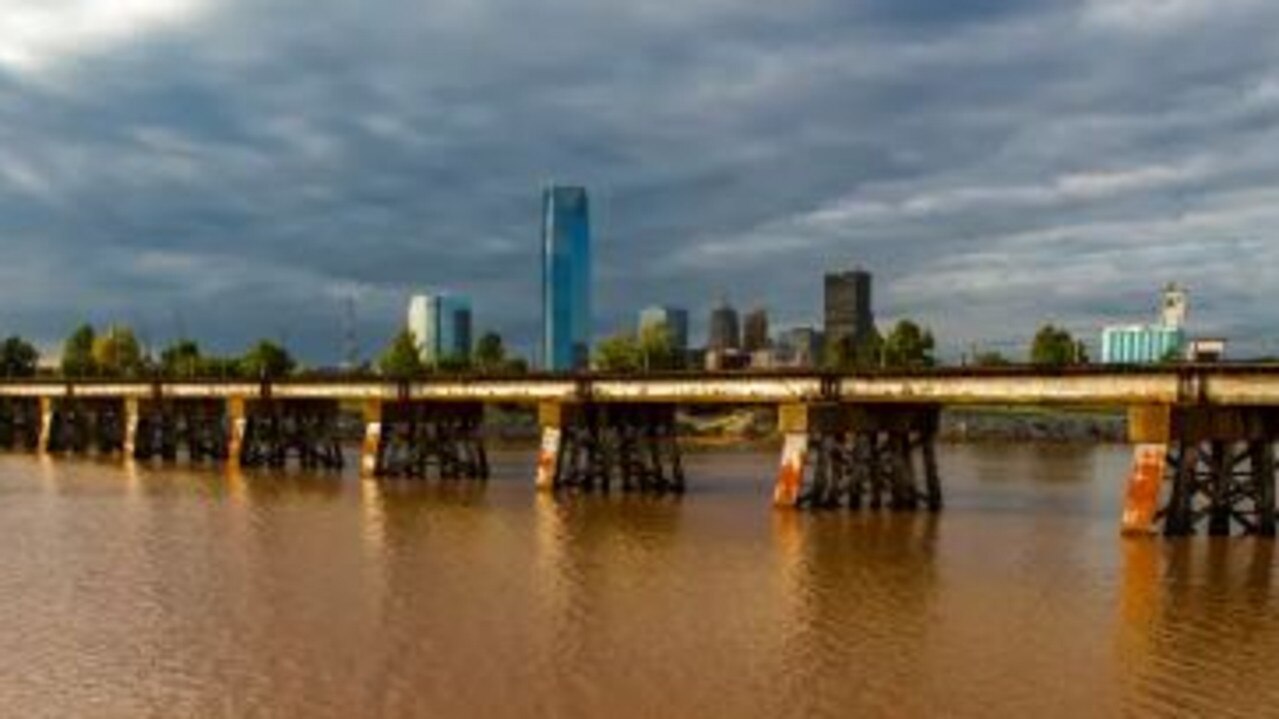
[3,365,1279,537]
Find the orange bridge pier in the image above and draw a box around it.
[2,367,1279,537]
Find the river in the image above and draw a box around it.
[0,444,1275,717]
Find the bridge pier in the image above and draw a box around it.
[368,401,488,480]
[536,402,683,493]
[1125,405,1279,537]
[0,398,41,451]
[774,403,941,512]
[42,397,126,456]
[236,399,344,470]
[129,399,229,463]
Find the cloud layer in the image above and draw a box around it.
[1,0,1278,362]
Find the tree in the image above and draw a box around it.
[198,356,243,379]
[0,336,38,377]
[882,320,936,368]
[474,331,507,370]
[160,339,202,378]
[240,340,296,379]
[436,353,472,373]
[638,321,681,370]
[62,324,97,377]
[378,330,424,378]
[824,327,884,370]
[972,350,1012,367]
[1031,324,1088,367]
[594,332,644,372]
[92,325,144,377]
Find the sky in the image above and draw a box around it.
[2,0,1279,364]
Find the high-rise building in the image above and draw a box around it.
[542,186,592,371]
[708,299,741,351]
[639,305,690,352]
[407,293,473,363]
[825,268,874,356]
[743,308,769,353]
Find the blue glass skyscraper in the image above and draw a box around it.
[542,186,592,370]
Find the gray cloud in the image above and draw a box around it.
[0,0,1278,363]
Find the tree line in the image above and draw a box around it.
[0,323,531,380]
[0,319,1107,380]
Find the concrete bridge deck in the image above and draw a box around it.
[2,365,1279,405]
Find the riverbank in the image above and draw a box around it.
[480,405,1128,447]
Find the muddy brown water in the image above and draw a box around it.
[0,444,1275,717]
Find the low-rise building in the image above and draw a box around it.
[1101,325,1185,364]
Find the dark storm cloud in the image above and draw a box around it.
[1,0,1278,362]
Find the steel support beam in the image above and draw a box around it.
[1124,405,1279,536]
[536,402,683,493]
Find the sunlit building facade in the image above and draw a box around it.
[408,293,473,363]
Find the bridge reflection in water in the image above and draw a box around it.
[4,366,1279,536]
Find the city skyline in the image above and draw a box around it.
[1,1,1278,362]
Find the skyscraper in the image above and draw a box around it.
[743,308,770,353]
[639,305,690,352]
[407,293,473,363]
[708,299,741,351]
[542,186,592,371]
[825,268,874,357]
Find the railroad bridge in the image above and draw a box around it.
[2,367,1279,537]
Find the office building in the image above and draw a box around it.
[639,305,690,352]
[542,186,592,370]
[708,299,741,351]
[743,309,770,353]
[825,268,874,356]
[777,327,825,368]
[407,293,473,363]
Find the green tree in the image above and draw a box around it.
[593,332,644,372]
[198,356,243,379]
[61,324,97,377]
[1031,325,1088,367]
[638,322,681,370]
[474,331,507,371]
[160,339,202,378]
[436,353,472,373]
[240,340,296,379]
[882,320,935,368]
[0,336,39,377]
[378,330,424,378]
[91,325,144,377]
[972,350,1012,367]
[824,328,884,370]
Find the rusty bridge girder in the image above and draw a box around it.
[774,403,942,512]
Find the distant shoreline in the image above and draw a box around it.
[476,406,1128,448]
